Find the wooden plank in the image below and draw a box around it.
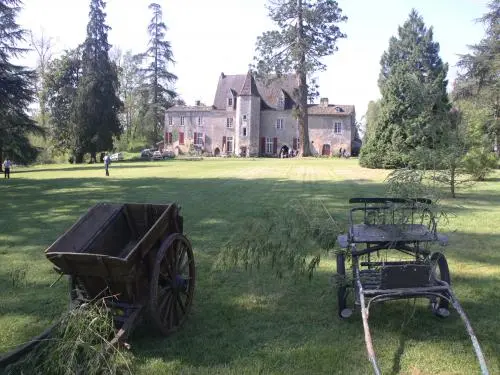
[350,224,436,243]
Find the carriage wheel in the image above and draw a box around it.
[149,233,196,335]
[337,252,352,319]
[430,252,451,318]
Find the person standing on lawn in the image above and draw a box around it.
[104,153,111,176]
[3,159,12,179]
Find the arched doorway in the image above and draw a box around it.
[322,144,331,156]
[214,147,221,157]
[280,145,289,158]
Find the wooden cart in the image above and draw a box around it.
[45,202,196,343]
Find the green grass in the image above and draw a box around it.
[0,158,499,374]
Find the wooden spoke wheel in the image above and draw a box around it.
[149,233,195,335]
[430,252,451,318]
[337,252,352,319]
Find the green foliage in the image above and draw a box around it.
[45,49,81,154]
[454,0,499,155]
[253,0,347,157]
[134,3,177,145]
[462,148,498,181]
[360,10,450,169]
[215,200,339,279]
[72,0,123,162]
[5,302,133,375]
[0,0,45,167]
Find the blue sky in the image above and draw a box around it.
[18,0,489,121]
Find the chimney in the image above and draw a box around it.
[320,97,329,108]
[220,72,225,79]
[195,100,201,106]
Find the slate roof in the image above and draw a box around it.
[308,104,355,116]
[213,72,298,110]
[166,105,214,112]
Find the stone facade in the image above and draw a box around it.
[164,72,356,157]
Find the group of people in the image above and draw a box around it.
[338,148,351,158]
[2,154,112,178]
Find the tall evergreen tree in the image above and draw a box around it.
[360,10,450,168]
[135,3,177,144]
[0,0,44,170]
[253,0,347,156]
[72,0,122,163]
[454,0,499,156]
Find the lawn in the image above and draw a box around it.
[0,158,499,374]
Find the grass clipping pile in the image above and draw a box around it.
[216,200,339,278]
[5,301,133,375]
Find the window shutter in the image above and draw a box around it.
[179,132,184,145]
[222,136,226,151]
[169,132,173,144]
[204,134,207,146]
[293,137,297,150]
[260,137,265,154]
[273,137,278,154]
[194,132,197,144]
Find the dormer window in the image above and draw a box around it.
[335,106,343,112]
[278,96,284,108]
[228,98,233,106]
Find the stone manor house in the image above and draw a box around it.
[164,71,357,157]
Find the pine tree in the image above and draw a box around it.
[135,3,177,144]
[360,9,450,168]
[72,0,122,163]
[454,0,499,156]
[253,0,347,156]
[0,0,44,170]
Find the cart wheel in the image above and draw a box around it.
[337,252,352,319]
[149,233,196,335]
[68,276,90,309]
[430,252,451,318]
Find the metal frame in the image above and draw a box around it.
[337,198,489,374]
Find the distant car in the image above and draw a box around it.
[110,152,124,161]
[162,150,175,159]
[140,149,152,159]
[152,150,162,160]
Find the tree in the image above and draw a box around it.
[45,49,82,154]
[0,0,44,170]
[454,0,499,156]
[72,0,122,163]
[135,2,177,144]
[253,0,347,156]
[29,29,54,128]
[359,10,450,168]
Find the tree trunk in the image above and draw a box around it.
[90,151,97,164]
[0,145,3,173]
[450,165,456,198]
[296,0,312,157]
[75,152,84,164]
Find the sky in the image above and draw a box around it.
[17,0,490,121]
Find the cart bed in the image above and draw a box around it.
[45,202,181,278]
[350,224,436,243]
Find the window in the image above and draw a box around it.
[276,118,284,129]
[168,116,172,125]
[194,132,203,146]
[180,116,185,126]
[266,137,273,154]
[197,117,202,126]
[334,122,342,134]
[278,96,284,107]
[226,118,233,128]
[179,132,185,145]
[228,98,233,106]
[166,132,173,144]
[226,136,233,153]
[242,114,247,121]
[242,127,247,137]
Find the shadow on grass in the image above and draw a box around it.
[0,174,499,373]
[12,162,166,174]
